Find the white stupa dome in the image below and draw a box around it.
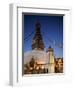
[24,50,48,64]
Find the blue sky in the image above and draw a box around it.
[23,15,63,58]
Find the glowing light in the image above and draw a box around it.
[41,66,44,69]
[36,66,39,70]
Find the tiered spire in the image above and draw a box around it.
[32,23,45,50]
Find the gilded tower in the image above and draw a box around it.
[47,46,55,73]
[32,23,45,50]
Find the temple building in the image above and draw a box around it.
[24,22,63,74]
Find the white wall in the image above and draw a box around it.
[0,0,74,90]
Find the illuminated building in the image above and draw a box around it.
[47,46,55,73]
[55,58,63,73]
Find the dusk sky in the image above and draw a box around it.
[23,14,63,58]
